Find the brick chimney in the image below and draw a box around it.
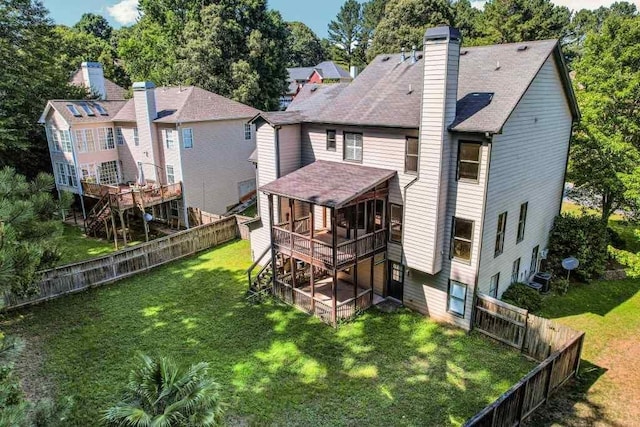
[81,62,107,100]
[403,26,461,274]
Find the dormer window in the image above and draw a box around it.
[80,103,95,116]
[94,104,108,115]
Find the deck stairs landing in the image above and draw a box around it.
[86,193,111,237]
[247,248,274,301]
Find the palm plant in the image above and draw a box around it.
[103,355,224,427]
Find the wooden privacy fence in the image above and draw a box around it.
[1,216,239,311]
[466,293,585,426]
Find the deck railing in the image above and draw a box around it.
[81,181,183,210]
[272,227,386,268]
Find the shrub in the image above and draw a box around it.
[607,227,626,250]
[551,278,570,295]
[547,214,609,282]
[609,247,640,278]
[501,283,542,312]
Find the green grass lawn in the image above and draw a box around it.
[3,240,532,426]
[527,279,640,426]
[56,224,141,265]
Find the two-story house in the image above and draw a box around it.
[281,61,353,108]
[247,26,579,328]
[40,62,259,238]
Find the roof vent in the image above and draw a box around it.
[311,86,318,92]
[407,84,414,95]
[400,47,406,63]
[460,50,469,55]
[517,45,528,51]
[495,60,501,71]
[411,45,418,64]
[382,56,390,62]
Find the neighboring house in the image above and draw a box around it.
[247,26,579,328]
[40,62,259,234]
[281,61,353,108]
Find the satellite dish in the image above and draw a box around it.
[143,213,153,222]
[562,256,579,281]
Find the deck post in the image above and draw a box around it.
[310,203,315,312]
[370,256,375,305]
[289,198,296,303]
[119,210,127,245]
[110,209,118,250]
[331,206,338,326]
[268,194,278,292]
[354,202,358,303]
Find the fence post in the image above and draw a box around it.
[544,357,556,403]
[110,255,117,279]
[573,333,585,378]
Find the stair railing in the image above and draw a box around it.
[247,247,272,290]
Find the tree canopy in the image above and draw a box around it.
[328,0,365,67]
[286,22,326,67]
[73,13,112,40]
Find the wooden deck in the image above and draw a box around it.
[81,181,182,211]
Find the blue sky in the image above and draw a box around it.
[41,0,624,39]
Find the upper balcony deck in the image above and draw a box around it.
[81,181,182,211]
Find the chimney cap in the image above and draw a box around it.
[424,26,461,42]
[133,81,156,91]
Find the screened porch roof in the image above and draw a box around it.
[259,160,396,208]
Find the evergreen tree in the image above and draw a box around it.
[328,0,365,67]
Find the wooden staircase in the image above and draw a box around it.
[86,193,111,237]
[247,248,273,301]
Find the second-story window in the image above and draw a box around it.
[166,165,175,184]
[98,128,115,150]
[326,130,336,151]
[165,129,175,149]
[244,123,252,140]
[517,202,528,243]
[405,137,419,174]
[116,127,125,145]
[74,129,95,153]
[451,217,474,262]
[390,204,403,243]
[495,212,507,257]
[46,126,61,152]
[344,132,363,162]
[133,127,140,146]
[511,258,521,283]
[60,130,73,152]
[457,141,481,181]
[183,128,193,149]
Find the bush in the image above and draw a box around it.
[547,214,610,282]
[551,278,570,295]
[607,227,626,250]
[501,283,542,312]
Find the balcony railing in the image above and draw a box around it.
[272,223,387,268]
[81,181,182,210]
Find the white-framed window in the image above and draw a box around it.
[390,204,403,243]
[457,141,481,181]
[391,262,403,282]
[244,123,252,140]
[451,217,474,262]
[79,163,97,182]
[165,129,175,149]
[405,137,419,174]
[495,211,507,257]
[182,128,193,149]
[98,160,119,185]
[116,127,125,145]
[133,127,139,146]
[97,128,115,150]
[530,245,539,275]
[55,162,77,187]
[60,130,73,152]
[326,130,336,151]
[344,132,363,162]
[517,202,528,243]
[166,164,175,184]
[448,280,467,317]
[74,129,96,153]
[489,273,500,298]
[46,126,62,152]
[511,258,521,284]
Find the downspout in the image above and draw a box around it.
[558,120,577,217]
[275,125,281,178]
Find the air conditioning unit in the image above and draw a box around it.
[528,272,551,293]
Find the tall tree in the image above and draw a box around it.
[481,0,571,44]
[369,0,453,57]
[73,13,112,40]
[568,14,640,222]
[361,0,388,59]
[328,0,364,67]
[0,168,71,298]
[286,22,326,67]
[0,0,86,177]
[176,0,289,111]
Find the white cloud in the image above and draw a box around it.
[107,0,140,26]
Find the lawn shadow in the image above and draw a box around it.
[524,360,619,426]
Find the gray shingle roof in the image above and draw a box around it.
[70,70,128,100]
[43,100,128,124]
[313,61,352,80]
[302,39,576,134]
[112,86,259,123]
[252,111,304,126]
[260,160,396,208]
[287,83,350,116]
